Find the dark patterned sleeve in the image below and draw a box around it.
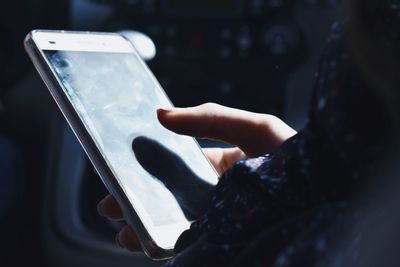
[163,21,389,267]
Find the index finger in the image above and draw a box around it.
[157,103,293,157]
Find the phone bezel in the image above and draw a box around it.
[24,30,218,260]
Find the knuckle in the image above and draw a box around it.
[259,114,277,124]
[200,102,219,110]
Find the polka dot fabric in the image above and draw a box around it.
[164,3,399,266]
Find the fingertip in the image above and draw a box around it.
[118,226,142,252]
[157,107,175,126]
[157,106,199,135]
[98,194,123,220]
[157,108,175,120]
[157,107,173,114]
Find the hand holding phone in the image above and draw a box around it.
[99,103,297,252]
[25,30,296,259]
[25,30,220,260]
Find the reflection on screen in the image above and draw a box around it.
[44,50,218,228]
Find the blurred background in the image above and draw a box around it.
[0,0,339,266]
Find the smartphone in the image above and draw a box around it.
[24,30,219,260]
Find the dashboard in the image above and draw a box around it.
[90,0,337,116]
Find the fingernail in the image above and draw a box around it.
[157,108,173,114]
[116,232,124,248]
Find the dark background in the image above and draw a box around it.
[0,0,338,266]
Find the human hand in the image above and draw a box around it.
[97,103,296,251]
[156,103,296,173]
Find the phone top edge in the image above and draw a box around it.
[28,29,134,53]
[28,29,123,36]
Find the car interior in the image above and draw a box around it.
[0,0,340,266]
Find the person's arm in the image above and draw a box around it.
[97,103,296,251]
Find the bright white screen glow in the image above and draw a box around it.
[43,48,218,244]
